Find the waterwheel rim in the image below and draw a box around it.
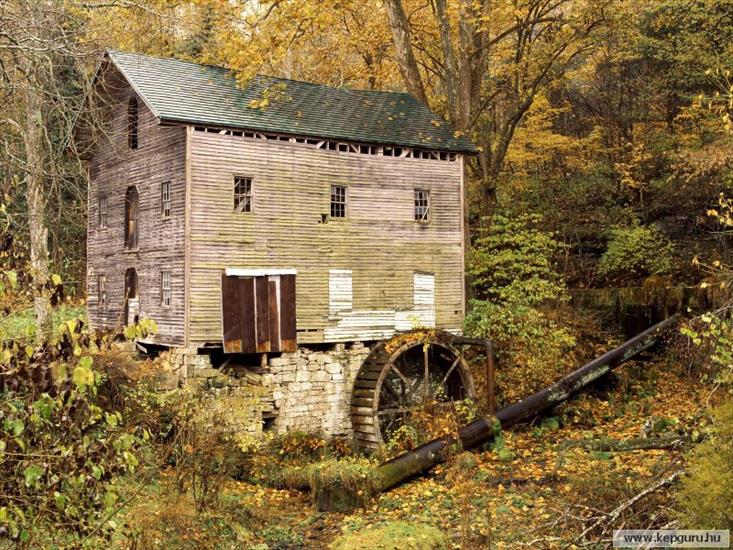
[351,331,475,449]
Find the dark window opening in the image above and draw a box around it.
[127,97,138,149]
[98,274,107,306]
[415,189,430,221]
[161,181,171,219]
[124,268,138,325]
[331,185,347,218]
[99,197,107,229]
[234,176,253,213]
[161,271,171,307]
[124,186,139,249]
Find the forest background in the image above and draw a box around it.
[1,0,733,548]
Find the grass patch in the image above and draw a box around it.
[308,459,382,513]
[330,521,450,550]
[258,458,382,513]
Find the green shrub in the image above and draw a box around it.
[598,224,674,280]
[680,314,733,387]
[465,213,575,404]
[169,388,264,512]
[676,400,733,529]
[0,321,145,546]
[330,521,450,550]
[468,213,565,306]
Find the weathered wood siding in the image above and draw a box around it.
[86,70,187,345]
[187,130,464,346]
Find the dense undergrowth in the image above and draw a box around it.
[0,303,730,548]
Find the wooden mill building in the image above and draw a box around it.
[83,50,476,356]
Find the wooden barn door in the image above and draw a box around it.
[221,273,296,354]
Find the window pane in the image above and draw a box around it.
[234,176,253,213]
[125,187,138,249]
[161,182,171,218]
[161,271,171,307]
[331,185,346,218]
[98,274,106,306]
[99,197,107,228]
[414,189,430,221]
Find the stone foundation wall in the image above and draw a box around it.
[169,342,372,438]
[268,342,370,435]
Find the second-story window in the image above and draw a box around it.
[128,96,139,149]
[234,176,253,213]
[161,271,171,307]
[414,189,430,222]
[99,196,108,229]
[161,181,171,219]
[98,274,107,307]
[124,186,139,249]
[331,185,347,218]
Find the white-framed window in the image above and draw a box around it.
[98,274,107,307]
[414,189,430,221]
[330,185,347,218]
[99,197,108,229]
[234,176,253,213]
[161,181,171,219]
[161,271,171,307]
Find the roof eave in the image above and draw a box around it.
[157,114,477,154]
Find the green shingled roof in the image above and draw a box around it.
[106,50,476,153]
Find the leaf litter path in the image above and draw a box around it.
[122,359,710,549]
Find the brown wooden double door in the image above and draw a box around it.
[221,273,296,354]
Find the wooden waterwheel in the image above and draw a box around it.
[351,330,475,449]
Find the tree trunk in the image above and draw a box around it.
[24,82,52,342]
[383,0,428,106]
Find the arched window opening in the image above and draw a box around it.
[124,186,139,249]
[128,96,138,149]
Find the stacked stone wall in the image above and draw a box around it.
[169,342,372,437]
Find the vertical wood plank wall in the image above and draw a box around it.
[187,131,464,346]
[86,71,187,345]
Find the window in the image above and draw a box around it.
[124,186,138,249]
[98,274,107,307]
[99,196,108,229]
[330,185,347,218]
[234,176,253,213]
[161,181,171,219]
[414,189,430,221]
[128,97,138,149]
[161,271,171,307]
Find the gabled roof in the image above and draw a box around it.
[105,50,476,153]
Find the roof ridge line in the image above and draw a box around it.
[106,49,413,97]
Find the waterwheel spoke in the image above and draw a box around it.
[390,363,411,388]
[377,405,422,416]
[431,355,462,401]
[382,378,401,401]
[383,413,399,435]
[403,375,424,403]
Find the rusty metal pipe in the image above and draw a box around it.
[377,315,678,491]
